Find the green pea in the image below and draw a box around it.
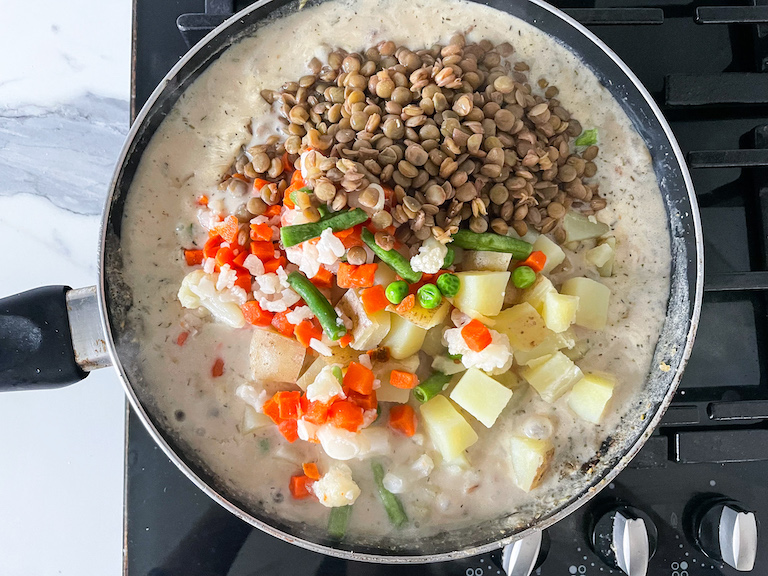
[332,366,343,383]
[442,246,455,268]
[436,273,460,297]
[513,265,537,289]
[417,283,442,309]
[385,281,409,304]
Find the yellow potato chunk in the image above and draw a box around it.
[454,271,511,317]
[542,292,579,333]
[461,250,513,272]
[389,298,451,329]
[382,314,427,359]
[241,406,272,434]
[510,436,554,492]
[520,351,583,403]
[336,289,391,350]
[449,368,513,428]
[532,234,566,275]
[420,395,479,460]
[374,355,420,403]
[495,302,552,351]
[249,328,306,382]
[522,275,557,315]
[514,330,575,366]
[560,277,610,331]
[568,373,616,423]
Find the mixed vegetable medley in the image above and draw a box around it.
[176,35,619,539]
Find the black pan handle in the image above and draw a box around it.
[0,286,87,391]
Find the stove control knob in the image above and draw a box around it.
[591,506,658,576]
[501,530,548,576]
[694,500,757,571]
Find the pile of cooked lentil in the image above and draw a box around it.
[224,33,604,247]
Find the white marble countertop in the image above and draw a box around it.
[0,1,130,574]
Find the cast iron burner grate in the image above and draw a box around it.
[126,2,768,575]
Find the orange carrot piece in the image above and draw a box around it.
[263,256,287,273]
[281,152,294,173]
[253,178,270,192]
[203,235,223,259]
[461,319,493,352]
[241,301,273,326]
[234,272,251,292]
[197,194,209,206]
[176,331,189,346]
[262,397,281,424]
[329,400,365,432]
[347,389,377,411]
[343,361,375,395]
[271,310,296,337]
[303,400,331,425]
[310,266,333,289]
[250,222,273,242]
[249,241,275,260]
[336,263,356,289]
[337,334,353,348]
[215,215,240,244]
[303,462,321,480]
[390,370,419,390]
[290,168,306,188]
[389,404,417,437]
[184,249,204,266]
[295,319,323,348]
[337,263,377,289]
[214,246,236,269]
[264,205,282,217]
[289,474,314,498]
[278,419,299,443]
[274,390,301,420]
[360,284,389,315]
[211,358,224,378]
[520,250,547,273]
[334,224,365,248]
[396,293,415,314]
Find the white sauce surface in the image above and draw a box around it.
[119,0,671,544]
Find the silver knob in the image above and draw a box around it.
[613,513,650,576]
[695,499,757,572]
[502,530,542,576]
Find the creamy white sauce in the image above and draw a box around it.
[119,0,670,544]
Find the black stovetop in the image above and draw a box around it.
[126,1,768,575]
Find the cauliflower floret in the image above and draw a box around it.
[243,254,265,276]
[411,454,435,479]
[286,243,321,279]
[216,264,238,291]
[297,418,319,442]
[306,365,345,403]
[315,228,346,265]
[410,236,448,274]
[312,463,361,507]
[178,270,245,328]
[286,305,313,325]
[443,326,513,374]
[235,384,268,412]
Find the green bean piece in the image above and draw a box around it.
[442,245,455,268]
[361,228,422,283]
[436,273,460,297]
[371,461,408,527]
[513,265,537,289]
[317,204,331,218]
[289,186,313,205]
[417,283,442,309]
[574,128,598,147]
[328,505,353,541]
[413,371,452,404]
[385,281,409,304]
[447,352,463,361]
[280,208,368,247]
[286,271,346,340]
[450,229,532,260]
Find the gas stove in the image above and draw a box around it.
[126,1,768,574]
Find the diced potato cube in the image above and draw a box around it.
[509,436,554,492]
[420,395,479,460]
[336,289,391,350]
[375,381,411,403]
[461,250,513,272]
[597,237,616,277]
[382,314,427,359]
[522,275,557,315]
[374,355,420,403]
[514,330,575,365]
[520,351,583,403]
[586,243,613,268]
[542,292,579,333]
[562,338,591,362]
[241,405,272,434]
[297,357,326,391]
[563,212,610,243]
[250,328,306,382]
[431,355,467,375]
[454,271,511,317]
[495,302,552,351]
[421,321,449,356]
[560,277,610,331]
[389,298,451,329]
[449,368,513,428]
[568,373,616,423]
[532,235,566,275]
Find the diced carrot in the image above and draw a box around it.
[389,404,417,437]
[310,266,333,289]
[250,222,274,242]
[211,358,224,378]
[215,215,240,244]
[264,205,282,218]
[337,334,353,348]
[295,319,323,347]
[197,195,209,206]
[396,293,415,314]
[263,256,287,273]
[329,400,365,432]
[282,152,294,173]
[390,370,419,390]
[303,400,331,425]
[334,224,365,248]
[184,249,204,266]
[520,250,547,273]
[234,272,251,292]
[289,474,314,499]
[249,241,275,260]
[290,168,306,188]
[283,189,296,209]
[278,419,299,443]
[343,361,375,395]
[347,389,377,411]
[303,462,321,480]
[337,263,377,289]
[232,250,247,268]
[231,173,249,183]
[461,318,493,352]
[214,246,236,269]
[360,284,389,315]
[176,331,189,346]
[263,397,281,424]
[241,301,273,326]
[253,178,270,192]
[271,310,296,337]
[203,235,223,259]
[274,390,302,420]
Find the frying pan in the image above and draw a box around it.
[0,0,703,563]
